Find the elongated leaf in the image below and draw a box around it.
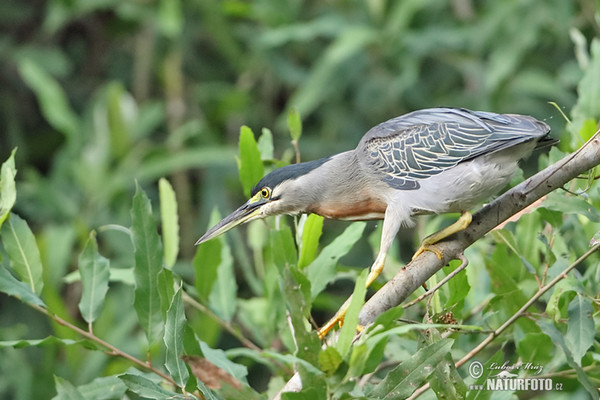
[271,224,298,270]
[306,222,366,298]
[257,128,274,160]
[572,38,600,133]
[131,184,164,345]
[238,126,264,198]
[288,108,302,141]
[429,353,467,400]
[318,346,342,375]
[444,258,470,307]
[0,336,99,350]
[164,287,189,387]
[516,332,553,365]
[336,269,367,357]
[297,214,323,270]
[0,148,17,230]
[198,338,249,383]
[158,0,183,37]
[284,267,320,367]
[53,375,86,400]
[158,268,175,318]
[120,374,187,400]
[1,213,44,295]
[18,59,79,143]
[0,264,44,307]
[159,178,179,268]
[537,320,598,399]
[194,209,222,300]
[369,339,454,399]
[78,232,110,324]
[565,293,594,365]
[208,228,236,321]
[74,376,127,400]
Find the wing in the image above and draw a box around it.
[357,108,550,190]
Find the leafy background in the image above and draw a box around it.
[1,0,600,399]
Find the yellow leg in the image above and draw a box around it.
[317,255,386,339]
[412,211,472,260]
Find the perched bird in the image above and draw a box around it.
[196,107,553,337]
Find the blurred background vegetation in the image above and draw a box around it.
[1,0,600,398]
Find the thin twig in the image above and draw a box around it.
[403,254,468,309]
[30,303,194,397]
[182,292,261,351]
[407,241,600,399]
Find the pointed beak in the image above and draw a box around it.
[195,199,265,245]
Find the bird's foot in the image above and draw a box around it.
[412,243,444,260]
[411,212,472,261]
[318,311,345,339]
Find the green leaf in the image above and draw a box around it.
[0,148,17,230]
[336,268,368,357]
[158,268,175,319]
[77,232,110,324]
[288,108,302,141]
[0,264,45,307]
[444,258,470,307]
[297,214,324,270]
[572,37,600,134]
[429,353,467,400]
[119,374,187,400]
[0,336,99,350]
[238,126,264,198]
[258,128,274,160]
[318,346,342,375]
[106,83,134,157]
[537,320,598,399]
[306,222,366,299]
[164,286,189,387]
[516,332,553,366]
[53,375,86,400]
[1,213,44,295]
[541,192,600,222]
[270,224,298,270]
[347,337,387,377]
[198,338,249,383]
[158,0,183,37]
[194,211,222,300]
[159,178,179,268]
[18,59,79,144]
[565,293,594,365]
[283,267,321,367]
[208,225,237,321]
[131,184,165,346]
[368,339,454,399]
[74,376,127,400]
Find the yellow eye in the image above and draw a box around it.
[260,187,270,198]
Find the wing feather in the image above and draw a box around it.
[357,108,551,190]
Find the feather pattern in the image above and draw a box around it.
[357,108,551,190]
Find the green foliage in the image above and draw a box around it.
[131,183,165,346]
[78,232,110,324]
[1,1,600,399]
[1,213,44,295]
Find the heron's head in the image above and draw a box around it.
[195,157,331,245]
